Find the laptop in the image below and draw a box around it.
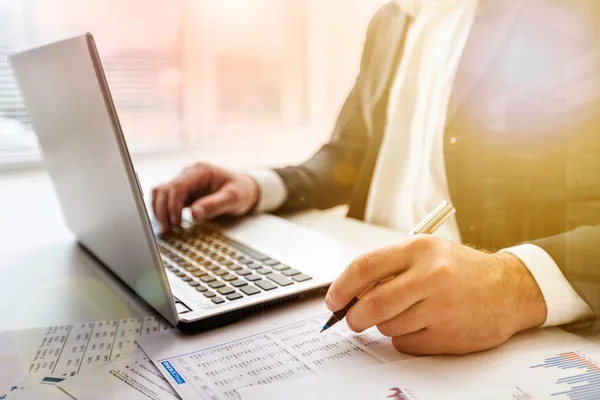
[10,33,359,332]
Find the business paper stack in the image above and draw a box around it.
[0,316,176,400]
[3,297,600,400]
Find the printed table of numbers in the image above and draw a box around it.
[27,316,171,384]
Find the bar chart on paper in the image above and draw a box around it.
[529,351,600,399]
[495,345,600,400]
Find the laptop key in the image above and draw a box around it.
[207,264,220,271]
[257,268,272,275]
[272,264,290,271]
[240,258,254,265]
[192,270,207,277]
[255,280,277,291]
[292,274,312,282]
[247,263,262,270]
[227,263,242,271]
[226,292,243,301]
[213,268,228,276]
[282,269,301,277]
[212,297,225,304]
[209,281,225,289]
[222,274,237,282]
[224,239,270,261]
[181,276,193,282]
[195,285,208,292]
[263,259,280,266]
[204,291,216,298]
[237,269,252,276]
[245,274,261,282]
[188,281,200,287]
[200,275,216,283]
[267,274,293,286]
[231,279,248,288]
[222,260,234,267]
[217,287,235,295]
[240,285,260,295]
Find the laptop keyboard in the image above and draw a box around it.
[157,225,312,307]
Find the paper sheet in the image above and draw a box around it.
[59,349,180,400]
[0,316,172,386]
[0,374,71,400]
[240,328,600,400]
[137,299,415,400]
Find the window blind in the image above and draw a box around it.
[0,0,184,163]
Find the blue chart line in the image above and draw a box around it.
[530,351,600,399]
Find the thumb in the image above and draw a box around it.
[190,184,240,221]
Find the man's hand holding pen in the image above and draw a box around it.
[325,235,548,356]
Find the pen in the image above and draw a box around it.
[320,200,456,333]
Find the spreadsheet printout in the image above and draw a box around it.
[241,331,600,400]
[2,316,172,385]
[138,299,414,400]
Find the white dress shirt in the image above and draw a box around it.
[249,0,593,327]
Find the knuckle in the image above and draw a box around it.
[223,187,240,203]
[364,293,384,319]
[353,254,372,281]
[432,259,454,281]
[191,162,208,171]
[154,185,167,197]
[201,201,217,215]
[169,184,180,198]
[346,313,361,333]
[376,321,394,337]
[405,234,437,252]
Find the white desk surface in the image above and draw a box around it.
[0,159,405,332]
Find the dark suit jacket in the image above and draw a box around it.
[272,0,600,316]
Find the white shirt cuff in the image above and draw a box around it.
[247,169,288,213]
[502,244,594,327]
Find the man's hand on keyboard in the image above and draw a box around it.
[152,163,260,233]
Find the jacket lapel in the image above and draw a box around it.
[361,2,411,135]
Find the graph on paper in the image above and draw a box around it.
[529,351,600,399]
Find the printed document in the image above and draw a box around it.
[240,328,600,400]
[60,349,180,400]
[0,374,71,400]
[137,299,414,400]
[0,316,171,386]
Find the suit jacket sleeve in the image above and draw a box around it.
[271,10,386,213]
[532,226,600,318]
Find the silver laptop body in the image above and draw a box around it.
[10,33,359,331]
